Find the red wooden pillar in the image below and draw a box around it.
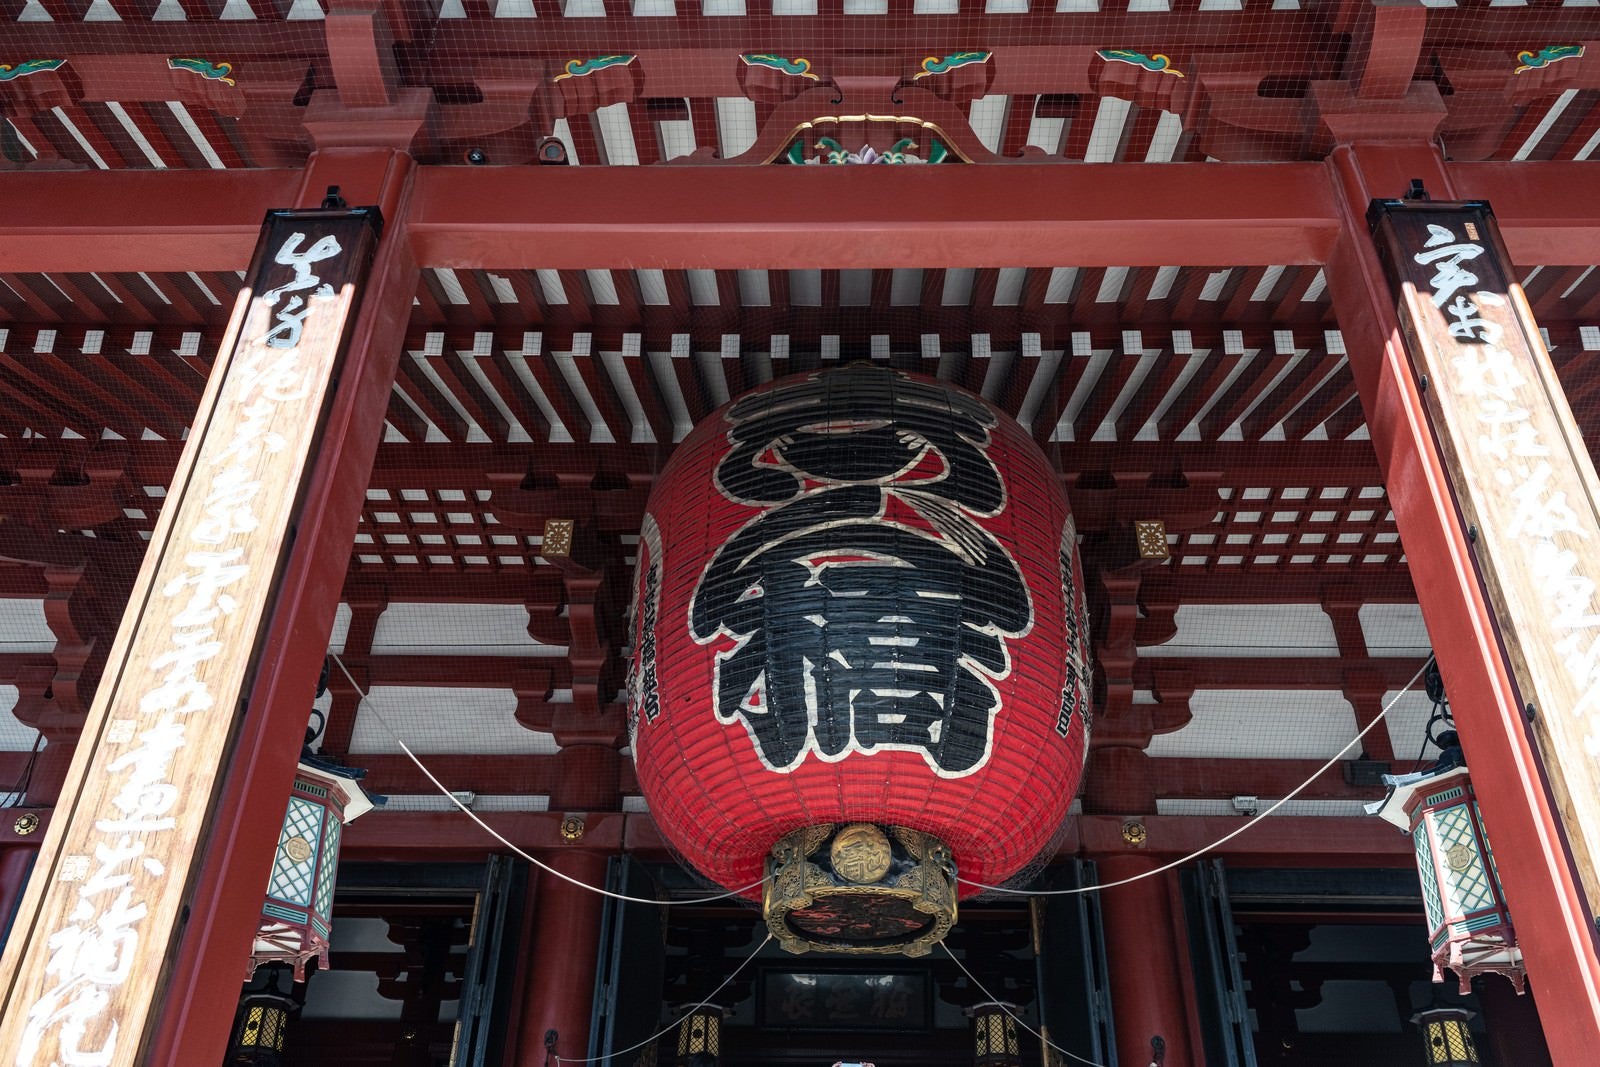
[1095,854,1195,1067]
[515,849,610,1066]
[1322,142,1600,1060]
[142,148,421,1065]
[1476,977,1553,1067]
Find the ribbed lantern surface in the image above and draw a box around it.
[629,364,1090,899]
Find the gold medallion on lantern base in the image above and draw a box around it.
[764,823,957,957]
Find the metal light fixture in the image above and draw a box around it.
[250,704,381,980]
[227,674,383,1066]
[966,1002,1022,1067]
[225,964,300,1067]
[1411,1007,1480,1065]
[675,1003,725,1065]
[1368,660,1524,993]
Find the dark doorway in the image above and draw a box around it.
[651,900,1043,1067]
[1212,866,1549,1067]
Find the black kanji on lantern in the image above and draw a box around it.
[690,365,1033,776]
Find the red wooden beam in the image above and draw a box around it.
[6,8,1593,66]
[222,650,1428,696]
[350,751,1408,806]
[340,809,627,861]
[429,10,1594,66]
[0,169,301,273]
[0,161,1588,278]
[1452,161,1600,265]
[337,810,1410,864]
[0,553,1418,620]
[410,163,1343,270]
[275,747,1427,810]
[1076,814,1413,866]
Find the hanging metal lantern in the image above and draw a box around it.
[967,1002,1022,1067]
[250,755,380,980]
[225,964,299,1067]
[1369,662,1523,993]
[675,1004,724,1064]
[1411,1007,1480,1066]
[628,365,1091,956]
[1369,761,1523,993]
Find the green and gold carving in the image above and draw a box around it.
[553,54,637,82]
[0,59,66,82]
[1095,49,1185,78]
[740,54,820,80]
[913,51,991,80]
[1515,44,1583,73]
[167,58,236,85]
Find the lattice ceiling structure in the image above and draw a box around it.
[2,0,1599,848]
[1,1,1598,167]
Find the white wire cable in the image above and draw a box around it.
[336,653,1427,1065]
[957,657,1432,897]
[554,933,775,1065]
[334,652,1427,903]
[330,653,769,906]
[937,940,1110,1067]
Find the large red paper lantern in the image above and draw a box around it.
[629,364,1090,953]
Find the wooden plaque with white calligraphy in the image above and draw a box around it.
[0,207,380,1067]
[1372,199,1600,921]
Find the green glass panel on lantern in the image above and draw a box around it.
[313,815,341,920]
[250,761,379,983]
[1412,822,1444,937]
[1368,660,1524,996]
[1370,765,1524,994]
[266,796,323,909]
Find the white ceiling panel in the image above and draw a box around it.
[1146,689,1359,759]
[0,600,54,653]
[370,603,564,656]
[0,686,39,752]
[348,686,559,755]
[1141,603,1340,658]
[1358,603,1431,657]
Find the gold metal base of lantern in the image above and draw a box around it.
[763,823,957,956]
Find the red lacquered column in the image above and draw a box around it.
[1096,854,1196,1067]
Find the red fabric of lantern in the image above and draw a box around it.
[629,365,1090,897]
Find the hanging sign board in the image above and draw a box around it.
[1371,198,1600,920]
[0,206,380,1067]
